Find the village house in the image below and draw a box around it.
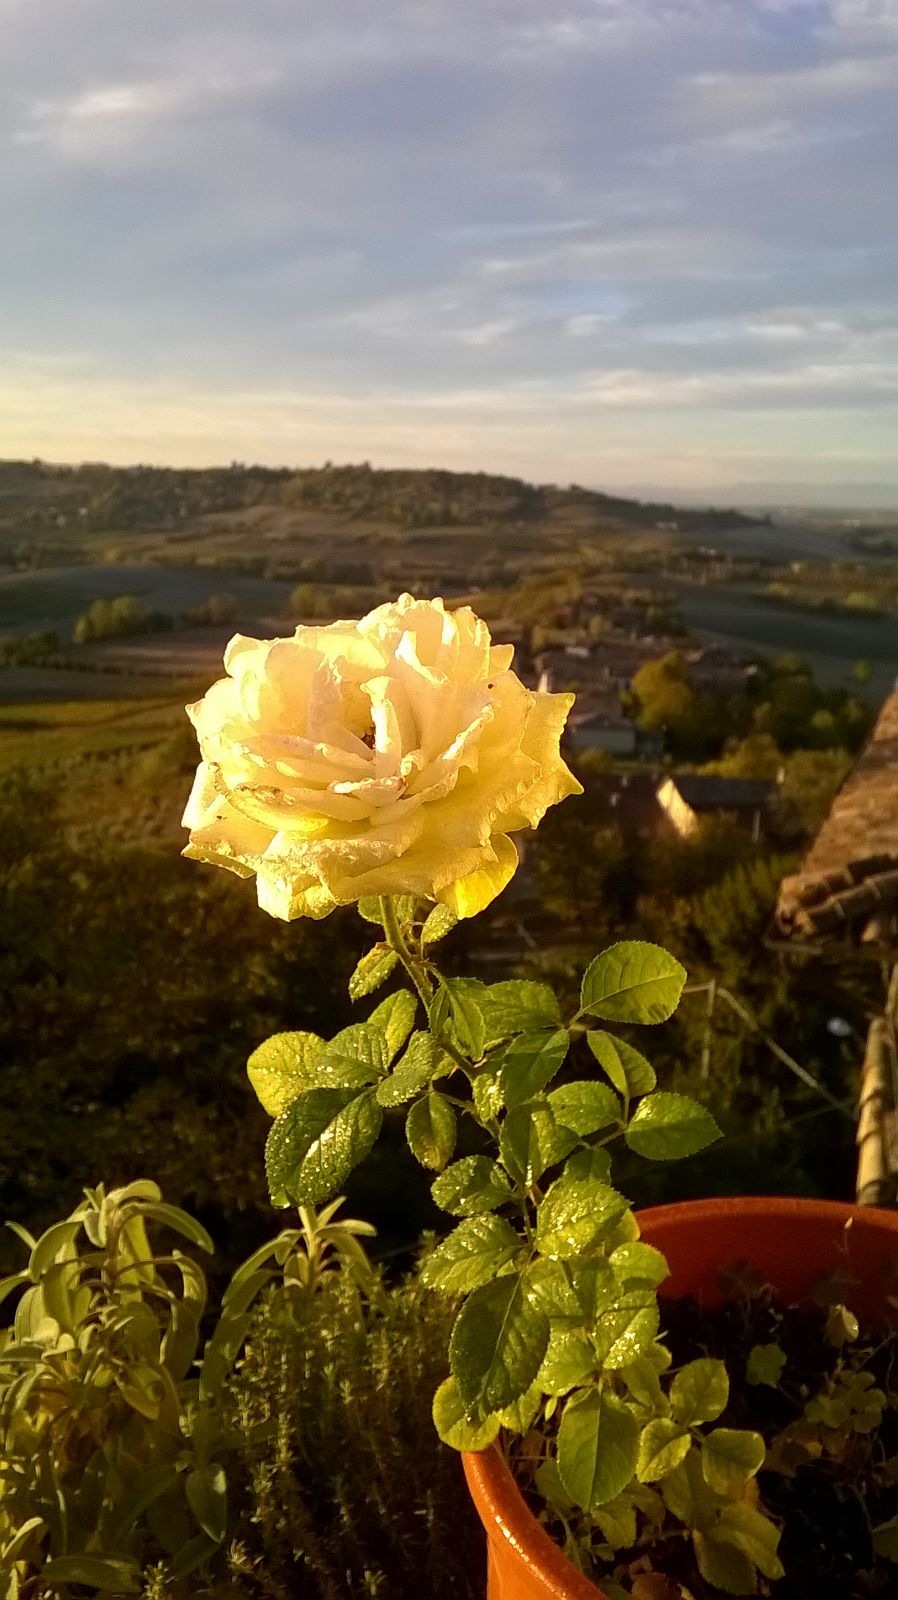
[536,638,756,699]
[565,700,665,759]
[656,774,776,840]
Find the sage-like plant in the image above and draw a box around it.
[183,597,785,1597]
[0,1182,377,1597]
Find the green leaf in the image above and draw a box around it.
[186,1463,228,1543]
[746,1343,787,1388]
[619,1353,668,1412]
[498,1029,570,1109]
[406,1093,457,1171]
[693,1532,757,1596]
[581,942,686,1024]
[527,1256,615,1325]
[670,1358,729,1426]
[265,1089,382,1207]
[421,904,458,945]
[375,1030,450,1106]
[563,1146,612,1184]
[538,1327,598,1395]
[592,1287,660,1370]
[825,1302,860,1345]
[476,980,562,1043]
[430,977,486,1058]
[27,1219,83,1281]
[367,989,418,1060]
[535,1175,630,1260]
[547,1079,620,1137]
[625,1093,721,1162]
[359,893,416,926]
[358,897,386,926]
[715,1504,785,1582]
[873,1519,898,1562]
[348,945,399,999]
[431,1155,513,1216]
[610,1242,669,1288]
[167,1533,220,1580]
[40,1557,141,1592]
[247,1030,326,1115]
[432,1375,501,1450]
[701,1428,766,1493]
[534,1458,575,1515]
[499,1104,576,1188]
[499,1382,542,1434]
[594,1495,637,1552]
[421,1215,521,1294]
[533,1257,615,1319]
[0,1516,47,1565]
[557,1389,640,1510]
[0,1270,28,1311]
[139,1202,214,1254]
[587,1033,656,1099]
[450,1275,549,1413]
[472,1067,503,1123]
[660,1451,720,1530]
[311,1023,390,1087]
[637,1418,692,1482]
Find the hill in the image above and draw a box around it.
[0,456,763,569]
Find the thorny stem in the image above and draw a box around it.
[379,895,434,1012]
[378,896,475,1079]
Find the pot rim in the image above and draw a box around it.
[462,1446,605,1600]
[461,1194,898,1599]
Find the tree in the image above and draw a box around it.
[630,652,721,757]
[72,594,147,643]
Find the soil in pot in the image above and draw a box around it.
[512,1286,898,1600]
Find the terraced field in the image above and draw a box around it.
[0,696,190,772]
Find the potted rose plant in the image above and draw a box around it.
[182,594,898,1599]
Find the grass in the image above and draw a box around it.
[0,697,189,771]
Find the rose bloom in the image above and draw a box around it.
[182,593,581,920]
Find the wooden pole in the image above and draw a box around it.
[856,1018,892,1207]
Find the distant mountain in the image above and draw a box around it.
[619,482,898,514]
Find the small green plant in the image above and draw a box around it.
[205,1269,481,1600]
[0,1181,377,1598]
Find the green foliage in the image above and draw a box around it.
[206,1269,481,1600]
[183,592,236,626]
[0,773,367,1276]
[0,1185,233,1594]
[72,594,170,644]
[241,917,785,1596]
[0,1184,413,1599]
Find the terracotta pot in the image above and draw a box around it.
[463,1196,898,1600]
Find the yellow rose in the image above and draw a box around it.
[181,593,581,920]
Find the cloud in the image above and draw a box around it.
[0,0,896,497]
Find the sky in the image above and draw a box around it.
[1,0,897,502]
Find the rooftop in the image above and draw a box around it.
[776,691,898,942]
[662,775,776,811]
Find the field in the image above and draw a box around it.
[0,561,296,637]
[0,695,190,771]
[1,459,895,728]
[675,582,897,702]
